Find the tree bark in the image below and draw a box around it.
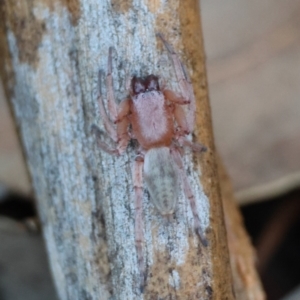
[218,157,266,300]
[0,0,235,299]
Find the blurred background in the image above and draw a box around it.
[1,0,300,299]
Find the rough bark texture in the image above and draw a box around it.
[0,0,234,299]
[218,157,266,300]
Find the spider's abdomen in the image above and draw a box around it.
[130,91,173,149]
[144,147,179,215]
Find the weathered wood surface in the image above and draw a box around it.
[218,157,266,300]
[0,0,234,299]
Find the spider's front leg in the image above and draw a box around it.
[132,155,146,292]
[92,49,131,155]
[158,33,196,133]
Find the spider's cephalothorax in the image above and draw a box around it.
[92,34,207,291]
[130,74,175,150]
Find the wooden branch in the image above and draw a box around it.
[0,0,234,299]
[218,157,266,300]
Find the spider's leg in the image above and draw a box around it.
[177,136,207,153]
[92,115,130,155]
[171,148,208,247]
[173,104,190,135]
[163,89,190,105]
[157,33,191,99]
[91,124,119,155]
[95,55,131,154]
[133,155,146,292]
[106,47,119,122]
[97,70,117,142]
[180,62,196,133]
[157,33,189,99]
[172,100,206,152]
[116,114,130,154]
[157,33,196,132]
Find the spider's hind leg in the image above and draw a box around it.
[133,155,147,292]
[171,148,208,247]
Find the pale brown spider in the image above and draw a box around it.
[92,34,207,290]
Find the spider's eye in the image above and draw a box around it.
[145,75,159,91]
[132,77,146,95]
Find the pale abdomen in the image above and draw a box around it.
[144,147,180,215]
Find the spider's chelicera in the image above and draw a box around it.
[131,75,160,95]
[92,34,207,290]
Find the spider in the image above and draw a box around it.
[92,33,208,290]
